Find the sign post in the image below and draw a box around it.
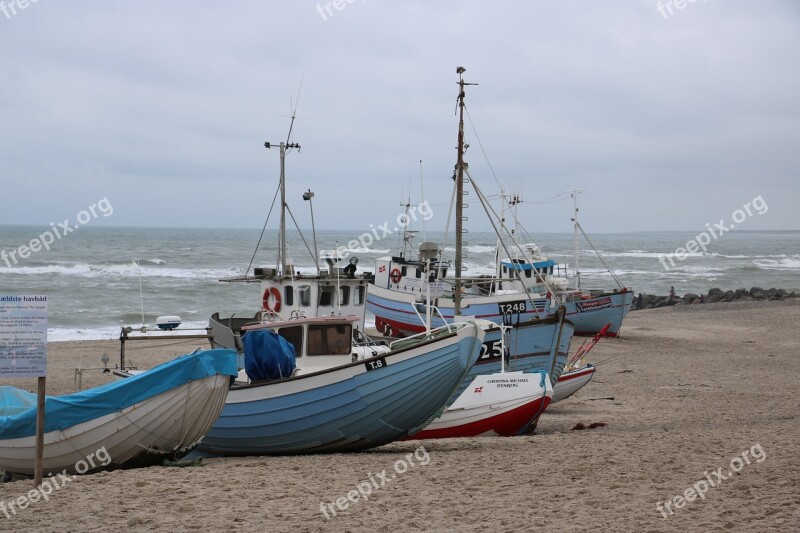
[0,295,48,487]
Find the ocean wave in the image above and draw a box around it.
[48,320,211,341]
[593,250,715,259]
[443,245,497,254]
[754,256,800,270]
[0,262,240,280]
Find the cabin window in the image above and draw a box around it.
[353,286,365,305]
[319,286,335,307]
[401,266,407,276]
[277,325,303,357]
[416,268,421,279]
[339,286,350,306]
[298,285,311,307]
[502,266,507,275]
[307,324,352,355]
[525,269,532,278]
[284,286,294,307]
[441,268,448,278]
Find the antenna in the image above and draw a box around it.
[265,78,304,276]
[419,160,427,242]
[286,75,305,146]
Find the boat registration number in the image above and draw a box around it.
[364,356,388,371]
[498,301,527,314]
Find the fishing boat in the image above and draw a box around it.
[408,370,552,439]
[406,323,553,439]
[366,66,575,384]
[216,120,372,336]
[499,190,633,336]
[197,320,486,456]
[551,323,608,402]
[552,364,596,403]
[0,349,238,476]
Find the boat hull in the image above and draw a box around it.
[447,317,574,404]
[367,286,574,397]
[561,291,633,337]
[0,373,232,475]
[198,323,485,456]
[552,364,596,403]
[367,284,550,337]
[409,371,553,439]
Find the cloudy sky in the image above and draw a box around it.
[1,1,798,233]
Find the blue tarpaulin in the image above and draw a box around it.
[242,330,296,381]
[0,349,238,440]
[0,387,37,417]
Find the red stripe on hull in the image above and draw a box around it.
[408,396,552,440]
[557,367,596,383]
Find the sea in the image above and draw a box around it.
[1,225,798,341]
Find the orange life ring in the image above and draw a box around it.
[262,287,282,313]
[390,268,402,284]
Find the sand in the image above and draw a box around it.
[2,300,799,532]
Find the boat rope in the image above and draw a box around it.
[574,220,625,290]
[467,168,563,310]
[464,105,503,191]
[243,182,281,277]
[285,203,319,272]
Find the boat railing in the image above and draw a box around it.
[388,322,465,351]
[411,302,449,331]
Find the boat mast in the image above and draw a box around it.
[454,66,476,315]
[266,139,301,276]
[570,188,583,290]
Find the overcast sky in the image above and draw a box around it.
[1,1,798,234]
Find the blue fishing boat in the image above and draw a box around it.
[0,350,238,476]
[197,320,485,456]
[366,67,575,385]
[498,256,633,337]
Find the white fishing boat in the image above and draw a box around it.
[0,350,238,476]
[551,324,608,403]
[552,364,596,403]
[408,370,553,439]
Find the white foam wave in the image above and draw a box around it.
[48,320,211,342]
[443,245,497,254]
[595,250,713,259]
[337,247,391,255]
[0,262,240,280]
[754,256,800,270]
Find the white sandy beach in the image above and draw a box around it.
[1,300,799,532]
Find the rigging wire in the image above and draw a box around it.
[244,183,281,276]
[464,105,503,191]
[285,203,319,269]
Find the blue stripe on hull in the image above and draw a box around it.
[563,292,633,336]
[199,334,480,455]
